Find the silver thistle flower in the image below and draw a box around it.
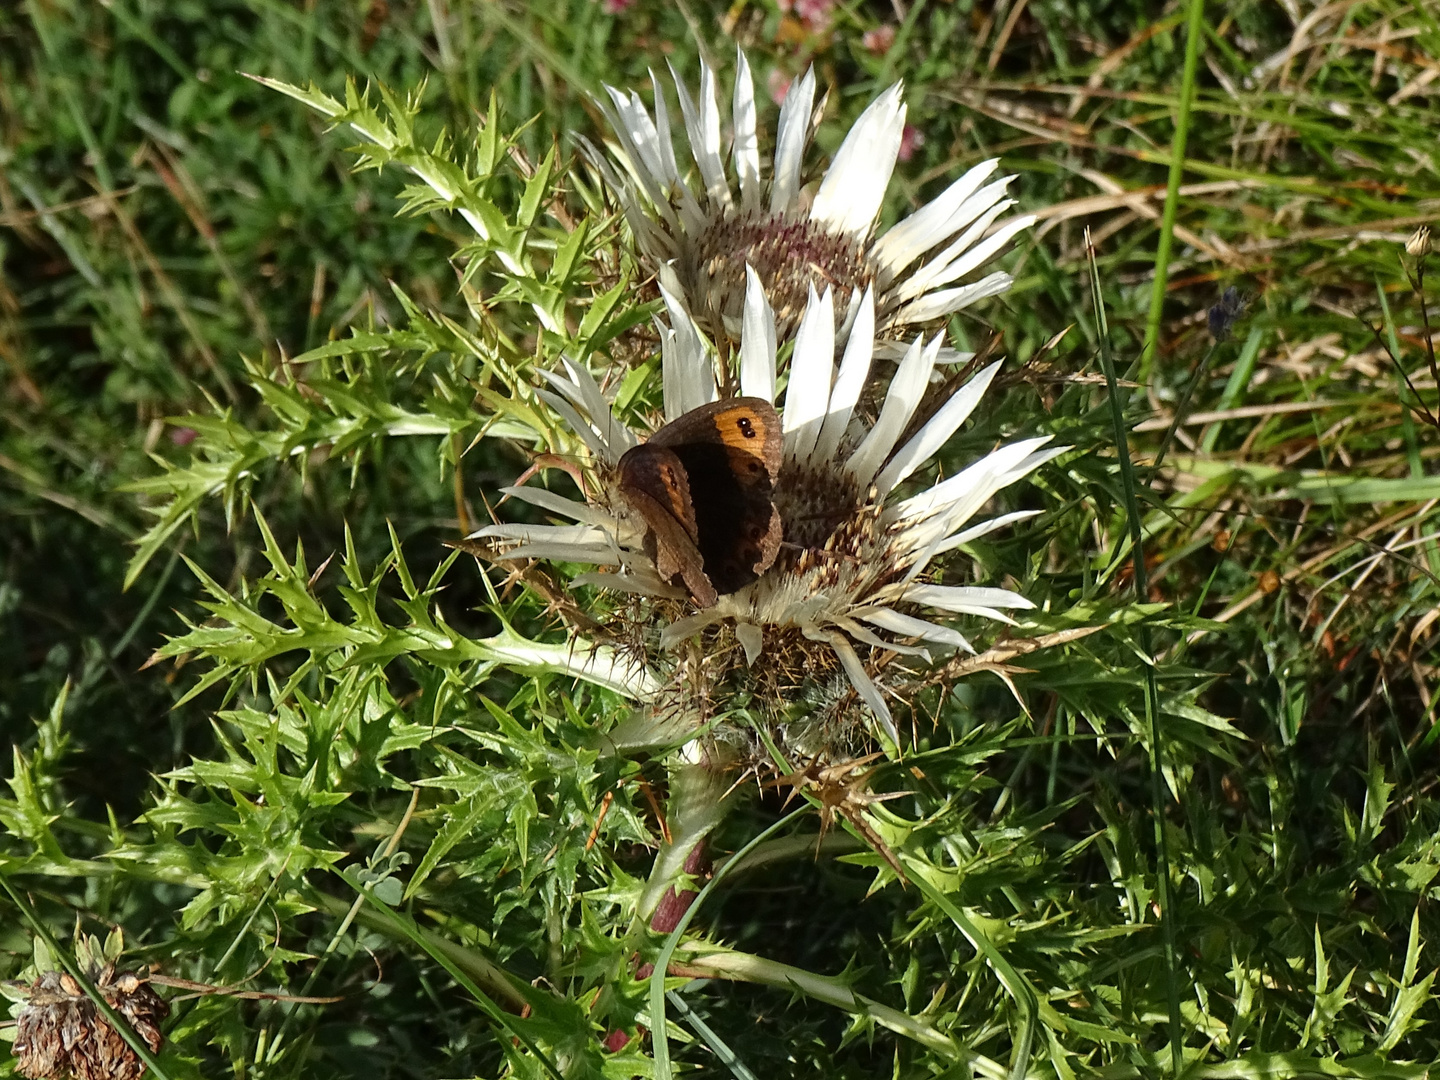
[473,279,1064,747]
[584,49,1034,353]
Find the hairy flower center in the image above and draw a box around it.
[774,459,867,552]
[685,211,874,335]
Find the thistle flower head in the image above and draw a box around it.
[475,279,1064,752]
[584,49,1035,354]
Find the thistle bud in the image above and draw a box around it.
[1406,226,1431,258]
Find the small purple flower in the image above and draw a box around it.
[1207,286,1247,342]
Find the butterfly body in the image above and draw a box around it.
[617,398,783,606]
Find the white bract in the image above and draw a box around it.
[472,280,1065,745]
[584,49,1035,352]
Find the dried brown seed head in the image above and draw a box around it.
[12,965,168,1080]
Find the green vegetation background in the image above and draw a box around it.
[3,0,1440,1077]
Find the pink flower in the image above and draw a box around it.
[862,24,896,54]
[793,0,835,30]
[898,123,925,163]
[600,0,634,13]
[766,68,792,104]
[170,427,198,447]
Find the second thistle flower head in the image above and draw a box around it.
[585,49,1034,352]
[474,279,1064,750]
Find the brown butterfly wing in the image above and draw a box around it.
[648,397,782,472]
[648,398,783,596]
[616,443,718,607]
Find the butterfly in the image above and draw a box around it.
[616,398,783,607]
